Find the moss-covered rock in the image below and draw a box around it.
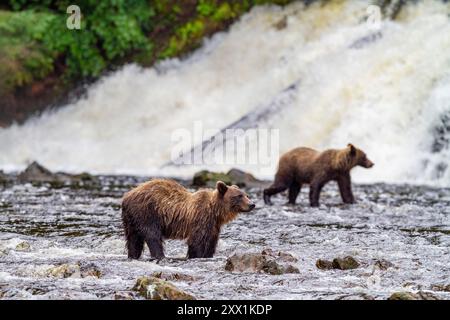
[133,276,196,300]
[192,168,265,188]
[192,170,233,187]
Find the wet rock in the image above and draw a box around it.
[225,252,266,272]
[114,291,136,300]
[17,161,99,187]
[226,168,267,188]
[0,170,8,183]
[18,161,58,183]
[133,276,195,300]
[374,259,395,270]
[151,272,196,282]
[316,256,360,270]
[192,170,232,187]
[388,291,440,300]
[79,262,102,278]
[192,169,266,188]
[45,264,81,278]
[316,259,334,270]
[430,284,450,292]
[332,256,360,270]
[273,16,288,30]
[15,241,31,252]
[225,250,299,275]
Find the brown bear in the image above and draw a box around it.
[121,179,255,259]
[263,144,374,207]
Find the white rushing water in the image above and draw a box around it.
[1,0,450,186]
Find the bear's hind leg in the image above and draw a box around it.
[288,182,301,205]
[264,183,289,205]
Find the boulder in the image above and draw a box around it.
[374,259,395,270]
[114,291,136,300]
[0,170,8,183]
[192,169,266,188]
[225,249,299,275]
[430,284,450,292]
[45,264,81,278]
[79,262,102,278]
[17,161,99,187]
[192,170,232,188]
[15,241,31,252]
[388,291,440,300]
[316,256,360,270]
[151,272,196,282]
[18,161,59,183]
[332,256,360,270]
[316,259,334,270]
[226,168,266,188]
[133,276,195,300]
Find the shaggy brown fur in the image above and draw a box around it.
[264,144,374,207]
[122,179,255,259]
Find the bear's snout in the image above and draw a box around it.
[249,203,256,210]
[365,160,374,168]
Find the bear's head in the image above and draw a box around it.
[347,143,374,169]
[216,181,255,214]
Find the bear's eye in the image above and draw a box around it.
[237,194,244,199]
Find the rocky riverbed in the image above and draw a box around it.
[0,170,449,300]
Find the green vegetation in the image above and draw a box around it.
[0,0,296,124]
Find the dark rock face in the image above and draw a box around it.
[225,249,299,275]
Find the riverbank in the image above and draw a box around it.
[1,172,449,300]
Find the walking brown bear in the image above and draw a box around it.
[122,179,255,259]
[263,144,374,207]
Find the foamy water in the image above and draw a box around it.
[1,0,450,186]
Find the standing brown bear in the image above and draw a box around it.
[264,144,374,207]
[122,179,255,259]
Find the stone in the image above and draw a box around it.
[151,272,196,282]
[114,291,135,300]
[45,264,80,278]
[374,259,395,270]
[15,241,31,251]
[192,170,232,188]
[133,276,195,300]
[79,262,102,278]
[388,291,440,300]
[316,259,334,270]
[332,256,360,270]
[225,250,299,275]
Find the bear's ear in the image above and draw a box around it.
[216,181,228,196]
[347,143,356,157]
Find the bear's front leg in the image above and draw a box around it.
[309,180,325,207]
[187,227,219,259]
[337,173,355,204]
